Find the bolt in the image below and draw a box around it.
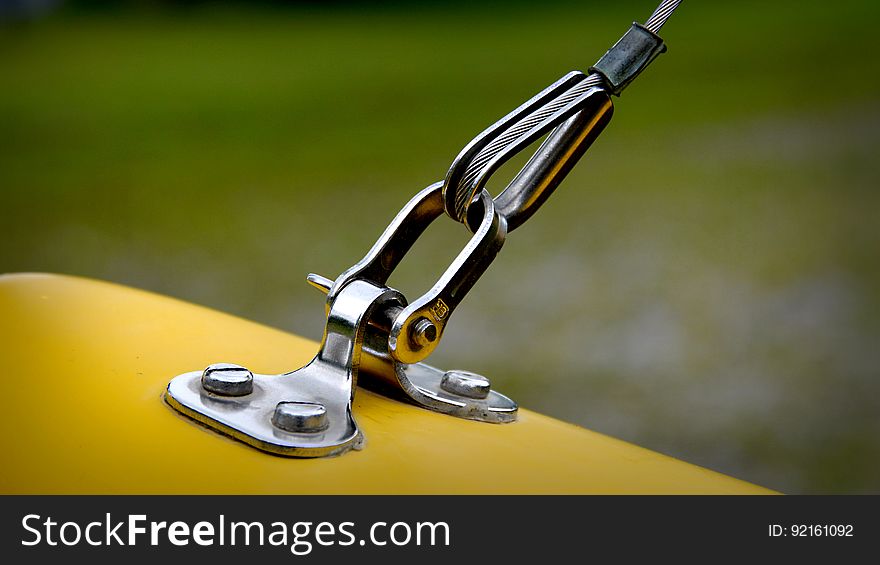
[411,317,438,348]
[272,401,328,433]
[440,370,491,400]
[201,363,253,396]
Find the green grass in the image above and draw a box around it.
[2,0,879,492]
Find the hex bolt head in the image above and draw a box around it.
[411,317,438,348]
[201,363,254,396]
[440,370,491,400]
[272,401,329,433]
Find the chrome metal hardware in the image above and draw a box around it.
[165,0,681,457]
[328,182,505,365]
[313,182,517,423]
[164,84,626,457]
[165,185,517,457]
[164,98,609,456]
[166,280,402,457]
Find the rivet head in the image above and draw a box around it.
[411,317,438,348]
[272,401,328,433]
[440,370,491,400]
[201,363,253,396]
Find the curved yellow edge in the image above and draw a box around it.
[0,273,775,494]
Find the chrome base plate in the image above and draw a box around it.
[398,363,517,423]
[165,358,362,458]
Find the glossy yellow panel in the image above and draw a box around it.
[0,273,773,494]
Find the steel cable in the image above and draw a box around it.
[451,0,682,222]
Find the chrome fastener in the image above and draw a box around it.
[440,370,491,400]
[272,401,329,433]
[201,363,254,396]
[411,317,438,348]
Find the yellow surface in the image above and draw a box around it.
[0,273,773,494]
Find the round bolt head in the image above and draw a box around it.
[411,317,438,348]
[272,401,328,433]
[440,370,491,400]
[201,363,253,396]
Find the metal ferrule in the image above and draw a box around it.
[589,22,666,96]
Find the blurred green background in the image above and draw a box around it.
[2,0,878,493]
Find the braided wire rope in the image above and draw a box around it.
[449,0,682,222]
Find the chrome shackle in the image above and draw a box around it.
[323,182,506,366]
[165,188,515,460]
[306,182,517,425]
[442,71,613,233]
